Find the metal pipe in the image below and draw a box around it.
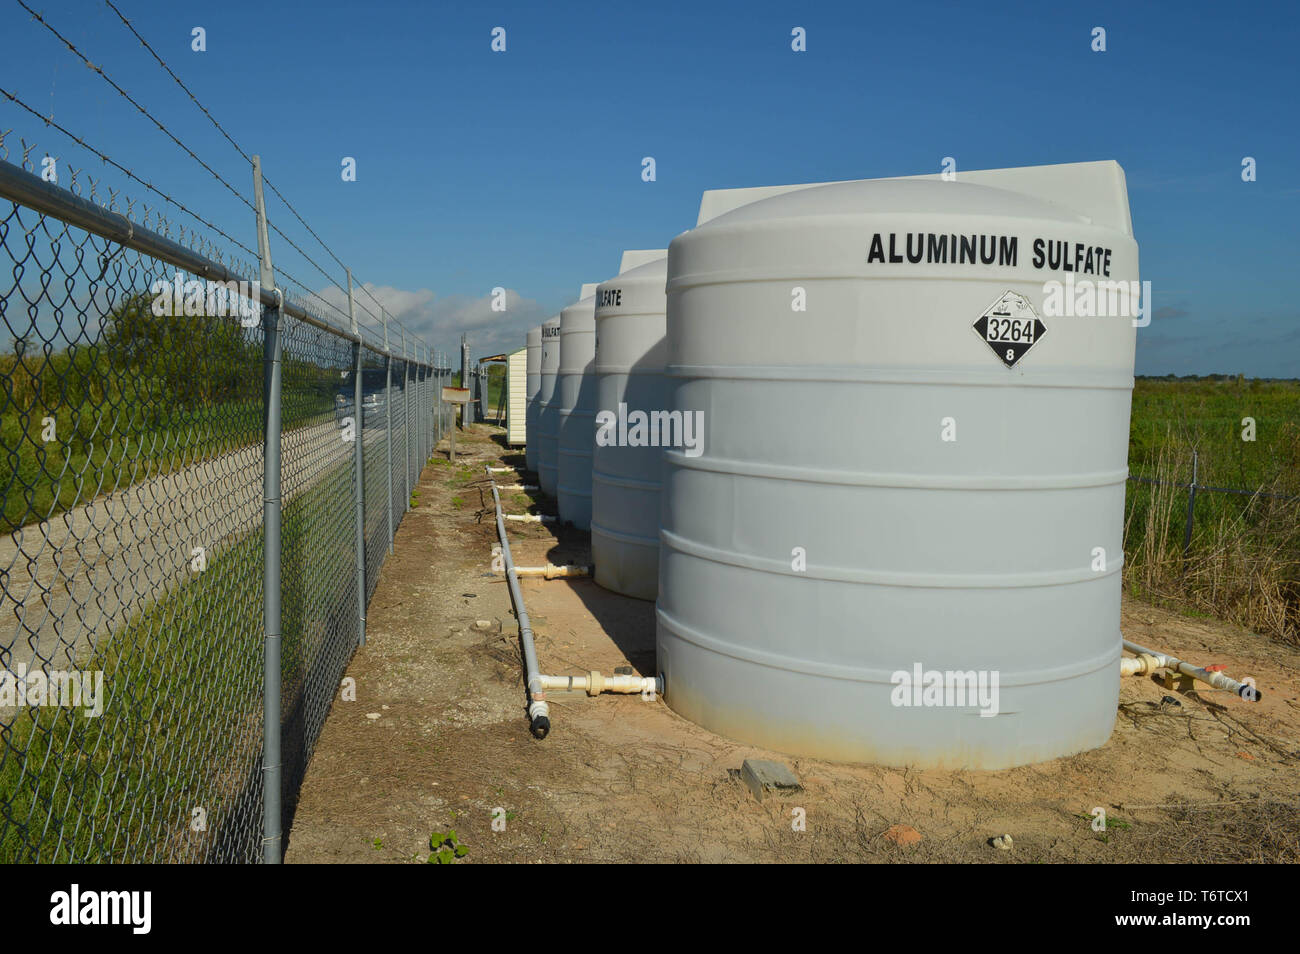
[1122,638,1261,701]
[1183,449,1198,561]
[420,347,428,465]
[461,336,473,426]
[383,311,395,554]
[348,270,366,648]
[486,472,551,737]
[253,155,282,864]
[414,351,421,467]
[433,352,441,450]
[402,329,411,513]
[416,354,421,471]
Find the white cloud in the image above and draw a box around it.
[313,282,551,359]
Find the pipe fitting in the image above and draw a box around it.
[537,672,660,696]
[501,563,590,580]
[1119,653,1162,677]
[1122,638,1261,702]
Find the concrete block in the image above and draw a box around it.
[740,759,800,802]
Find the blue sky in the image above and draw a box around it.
[1,0,1296,374]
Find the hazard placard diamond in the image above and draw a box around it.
[973,291,1047,369]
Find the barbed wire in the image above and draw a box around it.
[1127,474,1300,503]
[356,282,390,323]
[11,0,430,353]
[0,87,260,262]
[16,0,258,217]
[0,108,407,352]
[277,266,352,327]
[99,0,402,339]
[101,0,253,166]
[20,1,345,307]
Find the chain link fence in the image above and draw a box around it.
[0,141,453,862]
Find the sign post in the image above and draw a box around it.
[442,386,470,462]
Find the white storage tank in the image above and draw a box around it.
[556,283,599,528]
[656,162,1139,769]
[536,315,563,496]
[591,250,669,600]
[525,327,542,472]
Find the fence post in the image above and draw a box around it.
[348,270,366,648]
[426,345,431,465]
[461,335,473,426]
[417,349,424,464]
[415,347,422,465]
[1183,448,1199,560]
[252,155,282,865]
[383,309,395,554]
[435,351,443,450]
[402,327,411,512]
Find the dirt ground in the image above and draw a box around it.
[284,424,1300,864]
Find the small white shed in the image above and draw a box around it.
[506,347,527,445]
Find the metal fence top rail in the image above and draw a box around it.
[0,156,431,368]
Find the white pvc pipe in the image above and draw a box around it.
[498,484,539,491]
[502,563,590,580]
[1121,638,1261,701]
[539,672,662,696]
[1119,654,1161,677]
[486,466,550,736]
[504,513,557,523]
[484,462,659,738]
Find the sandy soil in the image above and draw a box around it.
[284,424,1300,864]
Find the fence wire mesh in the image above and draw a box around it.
[0,147,437,862]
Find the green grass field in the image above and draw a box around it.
[1129,376,1300,491]
[1125,376,1300,643]
[0,454,357,862]
[1,324,341,531]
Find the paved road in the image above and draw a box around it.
[1,412,407,673]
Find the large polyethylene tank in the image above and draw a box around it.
[556,283,599,529]
[536,315,562,496]
[525,327,542,472]
[656,161,1139,769]
[591,250,669,600]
